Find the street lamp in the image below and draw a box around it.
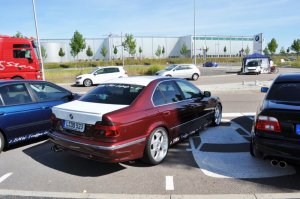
[32,0,45,80]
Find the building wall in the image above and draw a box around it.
[41,35,254,63]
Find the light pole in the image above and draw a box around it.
[193,0,196,66]
[32,0,45,80]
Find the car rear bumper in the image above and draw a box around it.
[48,131,146,163]
[253,135,300,162]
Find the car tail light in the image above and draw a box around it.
[255,115,281,133]
[94,117,119,137]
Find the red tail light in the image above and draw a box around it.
[255,115,281,133]
[94,122,119,137]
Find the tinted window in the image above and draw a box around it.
[30,83,70,101]
[153,89,167,106]
[104,68,119,73]
[80,84,144,105]
[13,50,31,58]
[13,44,30,48]
[155,81,183,104]
[267,83,300,102]
[176,80,201,99]
[94,68,104,75]
[0,84,32,106]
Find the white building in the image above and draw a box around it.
[41,35,254,63]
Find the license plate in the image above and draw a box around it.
[63,120,85,132]
[296,124,300,135]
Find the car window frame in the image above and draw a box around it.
[175,80,202,100]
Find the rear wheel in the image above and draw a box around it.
[192,73,199,81]
[165,75,172,77]
[0,132,5,153]
[211,104,222,126]
[142,127,169,165]
[83,79,93,87]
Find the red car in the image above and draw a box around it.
[49,76,222,165]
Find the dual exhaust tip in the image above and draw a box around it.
[271,159,287,168]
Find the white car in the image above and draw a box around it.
[76,66,128,87]
[155,64,201,81]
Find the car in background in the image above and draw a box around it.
[75,66,128,87]
[49,76,222,165]
[155,64,200,81]
[250,73,300,166]
[0,80,79,152]
[203,62,219,67]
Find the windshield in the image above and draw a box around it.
[165,65,177,71]
[31,41,40,60]
[267,82,300,102]
[80,83,145,105]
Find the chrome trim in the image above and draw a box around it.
[170,111,213,130]
[49,133,146,151]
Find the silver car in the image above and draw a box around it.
[155,64,200,81]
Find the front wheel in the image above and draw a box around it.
[0,132,5,153]
[192,73,199,81]
[211,104,222,126]
[142,127,169,165]
[83,79,93,87]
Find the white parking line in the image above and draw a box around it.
[0,173,13,183]
[165,176,174,190]
[223,112,255,117]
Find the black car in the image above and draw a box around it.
[250,73,300,166]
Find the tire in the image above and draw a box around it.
[83,79,93,87]
[12,76,23,80]
[250,139,262,158]
[0,132,5,153]
[165,75,172,77]
[211,104,222,126]
[192,73,199,81]
[142,127,169,165]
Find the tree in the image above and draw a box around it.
[14,31,24,38]
[291,39,300,57]
[114,46,118,57]
[162,46,165,57]
[100,46,108,60]
[223,46,227,55]
[287,47,290,54]
[69,30,86,60]
[263,47,270,56]
[280,47,286,56]
[245,45,250,55]
[123,34,136,57]
[155,45,162,58]
[180,43,188,57]
[138,46,142,59]
[267,38,278,55]
[41,46,47,59]
[86,46,93,61]
[58,47,65,62]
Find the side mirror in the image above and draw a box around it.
[203,91,211,97]
[261,87,269,93]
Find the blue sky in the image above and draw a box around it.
[1,0,299,50]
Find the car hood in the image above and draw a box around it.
[52,100,128,125]
[156,70,168,75]
[265,100,300,111]
[77,73,93,79]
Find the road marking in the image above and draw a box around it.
[165,176,174,190]
[223,113,256,117]
[0,173,13,183]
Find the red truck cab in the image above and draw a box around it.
[0,35,42,80]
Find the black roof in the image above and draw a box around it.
[275,73,300,83]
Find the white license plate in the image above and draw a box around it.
[63,120,85,132]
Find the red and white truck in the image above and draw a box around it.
[0,35,42,80]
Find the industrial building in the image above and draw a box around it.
[41,34,255,63]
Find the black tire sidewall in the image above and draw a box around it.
[0,133,4,152]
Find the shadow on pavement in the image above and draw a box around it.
[23,140,126,177]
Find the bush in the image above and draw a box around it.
[145,65,165,75]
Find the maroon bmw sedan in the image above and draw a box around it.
[49,76,222,165]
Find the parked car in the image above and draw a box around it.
[155,64,200,81]
[75,66,128,87]
[0,80,79,152]
[49,76,222,165]
[250,73,300,166]
[203,62,219,67]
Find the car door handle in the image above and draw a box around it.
[163,111,171,116]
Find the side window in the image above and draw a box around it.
[176,80,201,99]
[30,83,69,101]
[13,49,31,58]
[0,84,32,105]
[152,89,167,106]
[95,69,104,75]
[156,81,183,104]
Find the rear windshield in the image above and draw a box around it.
[79,84,145,105]
[267,82,300,102]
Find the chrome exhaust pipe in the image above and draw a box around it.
[51,145,63,152]
[278,161,287,168]
[270,159,278,166]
